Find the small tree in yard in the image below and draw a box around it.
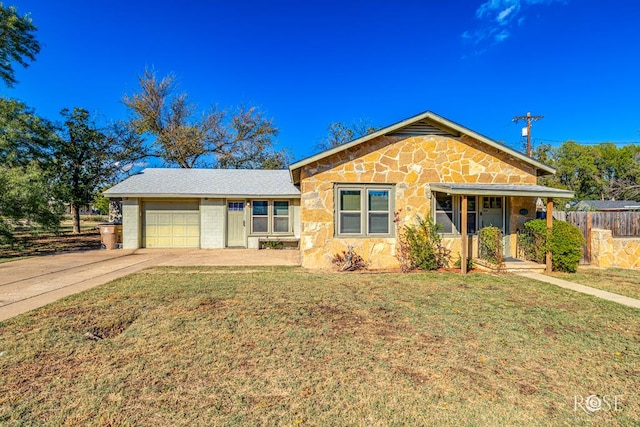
[520,219,584,273]
[397,215,449,271]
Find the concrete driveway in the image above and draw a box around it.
[0,248,300,321]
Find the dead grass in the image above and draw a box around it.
[0,221,101,260]
[0,267,638,426]
[552,267,640,300]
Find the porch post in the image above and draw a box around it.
[546,197,553,273]
[461,195,468,274]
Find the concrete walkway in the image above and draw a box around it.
[0,248,300,321]
[516,271,640,309]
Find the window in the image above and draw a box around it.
[434,193,483,234]
[466,196,477,234]
[368,190,390,234]
[273,201,290,233]
[250,200,291,234]
[435,192,453,233]
[459,196,477,234]
[339,190,362,234]
[336,185,393,237]
[228,201,244,211]
[252,201,268,233]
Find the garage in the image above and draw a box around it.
[143,201,200,248]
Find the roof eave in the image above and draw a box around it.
[429,184,575,199]
[104,193,301,199]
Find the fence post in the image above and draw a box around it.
[546,198,553,273]
[586,212,592,264]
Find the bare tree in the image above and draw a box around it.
[316,119,377,151]
[123,69,288,169]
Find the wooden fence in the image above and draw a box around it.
[566,211,640,264]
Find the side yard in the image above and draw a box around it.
[0,216,103,260]
[0,267,638,426]
[551,267,640,300]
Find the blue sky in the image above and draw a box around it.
[5,0,640,162]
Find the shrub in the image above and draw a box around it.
[522,219,585,273]
[398,215,449,271]
[332,245,368,271]
[454,252,475,271]
[478,226,503,267]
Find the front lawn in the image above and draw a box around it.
[0,267,638,425]
[552,267,640,301]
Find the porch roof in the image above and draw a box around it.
[429,183,574,198]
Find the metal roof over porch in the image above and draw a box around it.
[429,183,574,199]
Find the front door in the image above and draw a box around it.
[227,201,246,247]
[480,196,504,232]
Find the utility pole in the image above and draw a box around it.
[513,112,543,157]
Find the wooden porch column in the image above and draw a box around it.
[546,197,553,273]
[461,195,468,274]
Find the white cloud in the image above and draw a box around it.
[497,5,518,22]
[463,0,566,53]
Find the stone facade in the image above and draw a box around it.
[590,228,640,268]
[299,134,539,269]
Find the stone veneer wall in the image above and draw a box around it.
[590,228,640,268]
[299,134,538,269]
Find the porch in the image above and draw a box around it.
[430,183,575,274]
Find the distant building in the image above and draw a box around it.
[575,200,640,212]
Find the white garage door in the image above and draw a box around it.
[144,201,200,248]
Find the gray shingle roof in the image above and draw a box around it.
[104,168,300,198]
[576,200,640,211]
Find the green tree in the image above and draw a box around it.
[0,97,53,167]
[0,3,40,87]
[537,141,640,201]
[0,98,61,242]
[123,68,289,169]
[50,108,144,233]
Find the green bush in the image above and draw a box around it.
[523,219,584,273]
[454,252,475,271]
[399,215,449,270]
[478,226,503,266]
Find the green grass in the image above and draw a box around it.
[552,267,640,301]
[1,267,638,426]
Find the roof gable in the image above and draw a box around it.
[289,111,556,184]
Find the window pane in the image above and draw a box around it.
[368,190,389,211]
[340,212,361,233]
[436,212,453,233]
[340,190,361,211]
[435,193,452,211]
[274,201,289,216]
[467,197,476,212]
[252,201,268,216]
[274,217,289,233]
[368,212,389,234]
[253,217,268,233]
[467,213,477,234]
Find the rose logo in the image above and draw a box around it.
[585,395,603,412]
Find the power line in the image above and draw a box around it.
[534,138,640,145]
[513,112,544,157]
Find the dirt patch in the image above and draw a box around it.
[0,229,101,259]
